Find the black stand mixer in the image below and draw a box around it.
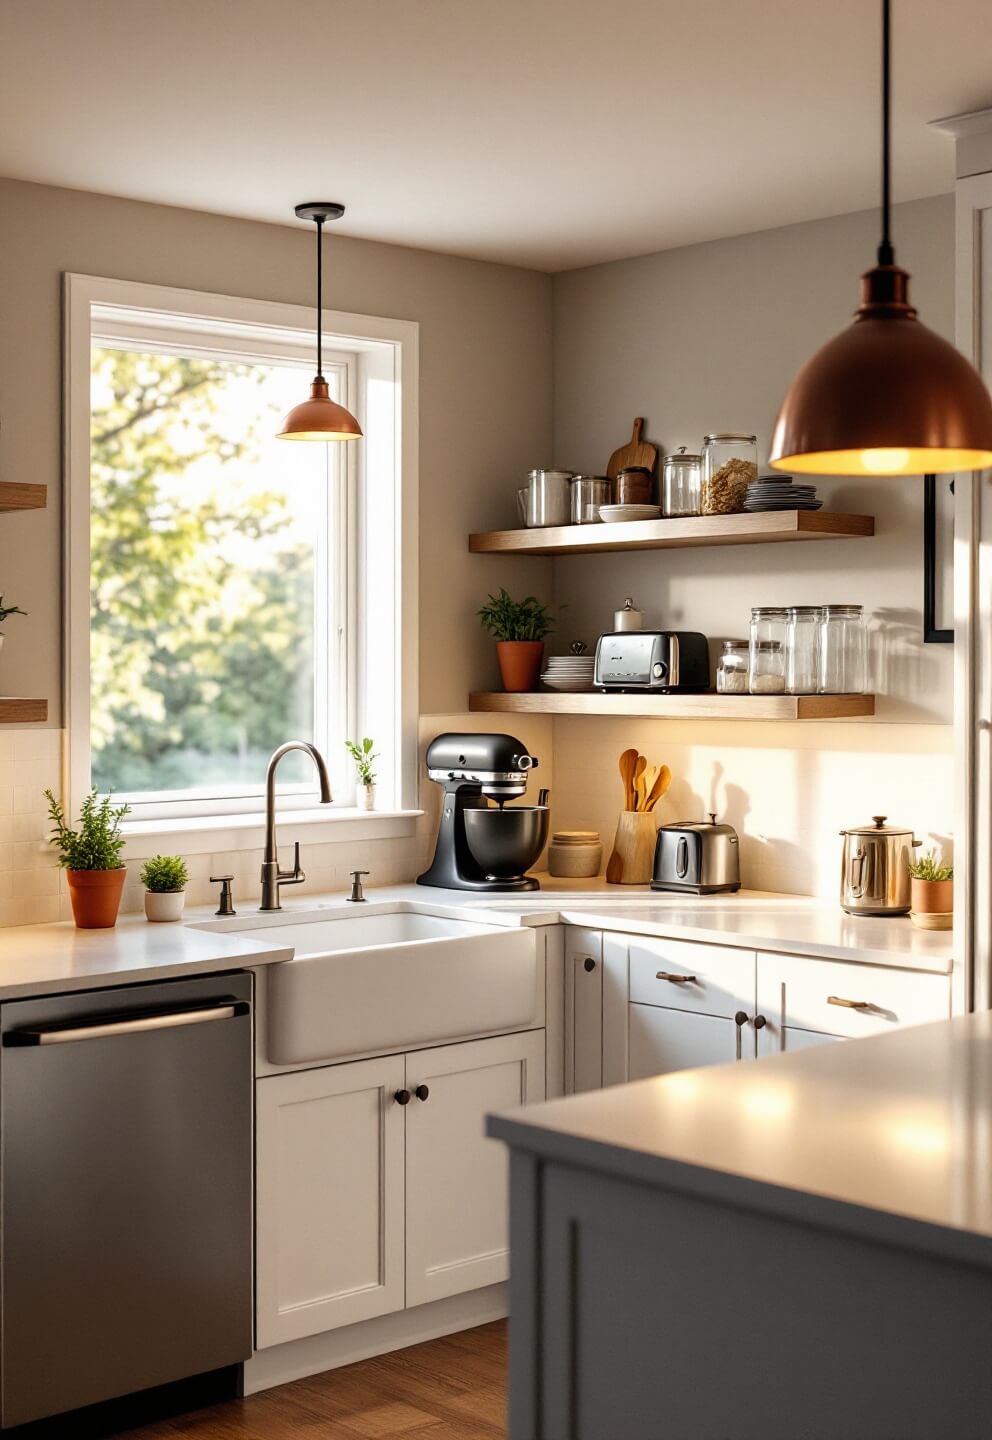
[417,732,550,892]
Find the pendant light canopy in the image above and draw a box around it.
[278,203,363,442]
[769,1,992,477]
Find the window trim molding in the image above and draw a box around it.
[63,272,420,825]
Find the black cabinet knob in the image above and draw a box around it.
[394,1089,411,1105]
[734,1010,749,1026]
[754,1014,767,1030]
[583,957,596,972]
[415,1084,430,1102]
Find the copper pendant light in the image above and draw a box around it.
[768,0,992,477]
[278,203,363,442]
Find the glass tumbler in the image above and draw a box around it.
[785,606,822,694]
[818,605,868,693]
[570,475,610,524]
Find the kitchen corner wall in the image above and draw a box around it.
[549,194,956,895]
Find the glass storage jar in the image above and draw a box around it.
[818,605,868,694]
[785,606,822,694]
[570,475,610,524]
[716,640,750,694]
[661,448,702,517]
[701,433,758,515]
[749,607,789,693]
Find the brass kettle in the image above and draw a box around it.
[839,816,922,917]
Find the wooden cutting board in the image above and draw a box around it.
[606,417,658,481]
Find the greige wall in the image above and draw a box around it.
[0,177,554,717]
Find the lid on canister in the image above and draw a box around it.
[822,604,864,615]
[552,830,600,845]
[617,465,653,476]
[842,815,913,836]
[704,432,757,443]
[663,448,701,467]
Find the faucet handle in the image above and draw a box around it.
[209,875,236,917]
[349,869,370,903]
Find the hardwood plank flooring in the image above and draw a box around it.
[119,1323,507,1440]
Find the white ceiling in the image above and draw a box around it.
[0,0,988,271]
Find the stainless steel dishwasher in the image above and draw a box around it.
[0,971,253,1429]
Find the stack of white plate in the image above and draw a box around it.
[598,503,662,522]
[541,654,596,692]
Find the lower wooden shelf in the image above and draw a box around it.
[469,692,875,720]
[0,698,48,724]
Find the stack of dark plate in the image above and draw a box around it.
[743,476,822,512]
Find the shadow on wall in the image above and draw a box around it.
[872,607,940,720]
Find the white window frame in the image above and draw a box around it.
[64,274,420,842]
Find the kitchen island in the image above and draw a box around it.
[489,1011,992,1440]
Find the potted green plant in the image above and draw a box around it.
[44,788,130,929]
[477,588,554,693]
[0,594,27,657]
[140,854,189,922]
[909,851,953,920]
[345,737,379,810]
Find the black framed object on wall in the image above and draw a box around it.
[923,473,953,644]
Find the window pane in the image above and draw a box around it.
[90,346,333,797]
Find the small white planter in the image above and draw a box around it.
[144,889,185,923]
[357,783,376,812]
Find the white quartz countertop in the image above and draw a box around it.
[489,1010,992,1269]
[0,876,952,1000]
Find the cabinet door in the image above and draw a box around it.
[757,950,951,1041]
[565,927,603,1093]
[628,1003,742,1080]
[255,1055,406,1348]
[756,1021,842,1058]
[406,1030,545,1308]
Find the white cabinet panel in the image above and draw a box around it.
[757,1022,842,1058]
[255,1055,406,1347]
[565,927,603,1093]
[628,1003,740,1080]
[757,951,951,1042]
[406,1031,545,1308]
[627,935,754,1020]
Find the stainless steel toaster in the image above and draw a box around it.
[594,631,710,692]
[651,815,741,894]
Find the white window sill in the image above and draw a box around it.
[120,808,423,858]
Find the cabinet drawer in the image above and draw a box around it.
[756,951,951,1040]
[628,935,754,1019]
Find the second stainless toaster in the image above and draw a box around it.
[651,815,741,894]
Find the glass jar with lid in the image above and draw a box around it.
[701,433,758,515]
[749,607,788,693]
[661,447,702,517]
[785,606,822,694]
[716,640,750,694]
[818,605,868,694]
[570,475,610,524]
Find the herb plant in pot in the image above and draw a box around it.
[0,595,27,658]
[909,851,953,921]
[45,788,130,929]
[140,854,189,922]
[345,737,379,811]
[477,588,554,693]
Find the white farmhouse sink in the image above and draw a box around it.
[221,908,540,1066]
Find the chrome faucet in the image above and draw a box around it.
[260,741,333,911]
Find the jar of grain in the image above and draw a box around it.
[749,607,789,694]
[716,640,750,694]
[701,433,758,515]
[548,830,603,879]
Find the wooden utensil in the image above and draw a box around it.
[633,755,647,810]
[606,417,658,483]
[618,748,639,811]
[644,764,672,811]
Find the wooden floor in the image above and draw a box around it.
[122,1323,507,1439]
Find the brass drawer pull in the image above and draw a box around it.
[656,971,698,984]
[827,995,877,1011]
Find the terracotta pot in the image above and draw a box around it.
[496,641,544,693]
[144,889,185,923]
[67,868,126,929]
[911,876,953,915]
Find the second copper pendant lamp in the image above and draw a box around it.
[769,0,992,477]
[278,203,363,442]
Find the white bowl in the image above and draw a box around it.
[598,504,662,522]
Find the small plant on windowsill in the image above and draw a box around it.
[140,854,190,924]
[345,737,379,811]
[44,788,130,929]
[477,588,554,693]
[0,595,27,657]
[909,850,953,922]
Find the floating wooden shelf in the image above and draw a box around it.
[0,698,48,724]
[469,510,874,556]
[0,482,47,513]
[469,692,875,721]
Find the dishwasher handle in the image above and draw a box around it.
[4,999,250,1047]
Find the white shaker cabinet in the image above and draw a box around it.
[628,1003,750,1080]
[255,1054,406,1348]
[564,927,603,1093]
[405,1030,545,1308]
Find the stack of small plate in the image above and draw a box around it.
[541,654,596,692]
[744,476,822,512]
[598,503,662,523]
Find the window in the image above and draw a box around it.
[65,277,419,830]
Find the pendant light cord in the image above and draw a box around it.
[315,215,324,381]
[878,0,894,267]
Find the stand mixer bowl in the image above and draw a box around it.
[463,805,549,880]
